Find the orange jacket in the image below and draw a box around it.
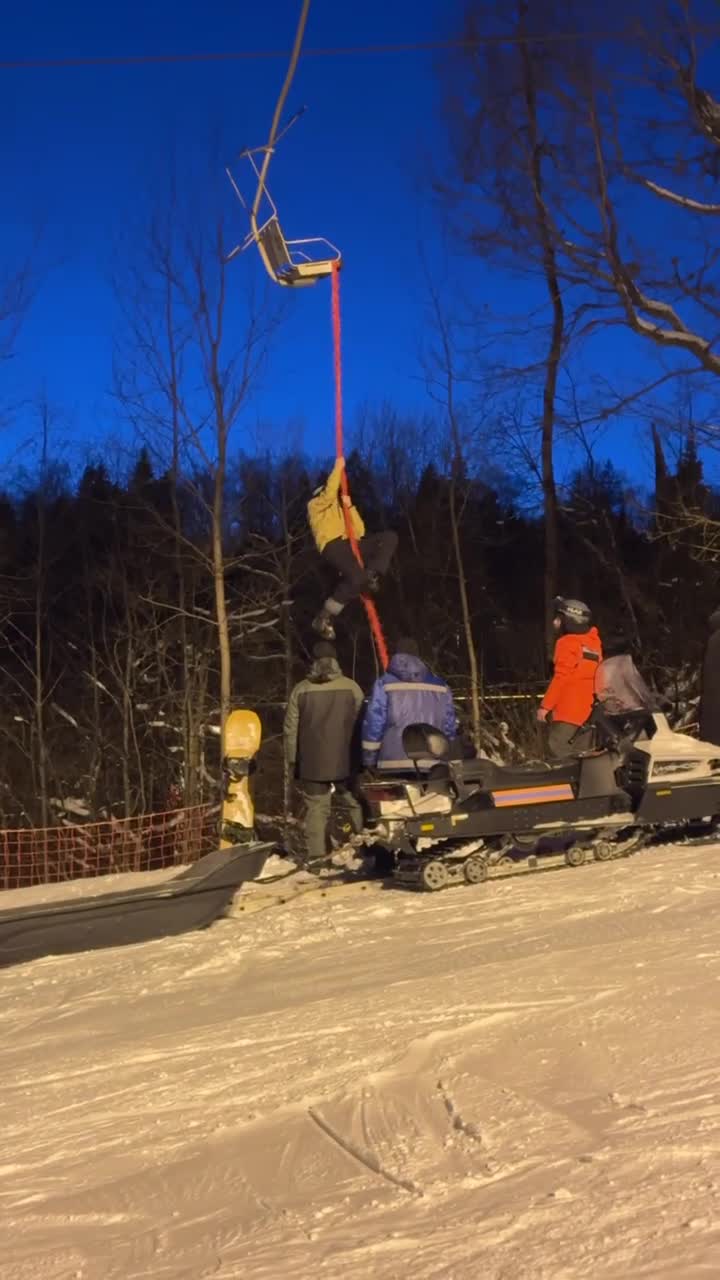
[541,627,602,726]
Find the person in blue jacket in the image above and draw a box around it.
[361,637,458,771]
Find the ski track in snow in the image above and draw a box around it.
[2,844,720,1278]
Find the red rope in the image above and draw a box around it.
[330,262,389,671]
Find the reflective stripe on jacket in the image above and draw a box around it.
[361,652,458,770]
[307,459,365,553]
[541,627,603,726]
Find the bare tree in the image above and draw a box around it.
[422,284,483,748]
[233,452,311,815]
[0,257,34,367]
[115,205,282,750]
[353,403,436,562]
[32,398,51,826]
[440,0,586,647]
[512,4,720,397]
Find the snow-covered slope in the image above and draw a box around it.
[3,845,720,1279]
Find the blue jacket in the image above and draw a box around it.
[362,652,458,770]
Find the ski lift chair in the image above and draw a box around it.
[225,139,342,288]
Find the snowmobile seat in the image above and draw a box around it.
[401,724,579,791]
[402,723,580,803]
[459,758,580,790]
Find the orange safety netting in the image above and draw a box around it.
[0,804,219,892]
[330,262,389,671]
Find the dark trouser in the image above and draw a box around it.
[301,780,363,863]
[547,720,593,760]
[321,532,398,607]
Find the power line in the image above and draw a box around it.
[4,27,718,73]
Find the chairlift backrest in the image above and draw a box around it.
[260,216,295,277]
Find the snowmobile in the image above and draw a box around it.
[357,712,720,890]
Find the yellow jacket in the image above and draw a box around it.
[307,459,365,552]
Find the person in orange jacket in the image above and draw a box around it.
[537,597,602,759]
[308,456,397,640]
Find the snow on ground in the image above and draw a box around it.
[3,844,720,1279]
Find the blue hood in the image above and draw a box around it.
[362,653,458,771]
[388,652,430,682]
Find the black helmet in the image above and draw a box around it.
[553,596,592,630]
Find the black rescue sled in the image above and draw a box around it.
[0,708,274,967]
[0,843,273,969]
[358,715,720,890]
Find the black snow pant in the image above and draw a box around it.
[322,532,398,607]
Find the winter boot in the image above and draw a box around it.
[311,609,336,640]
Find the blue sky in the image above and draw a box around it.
[1,1,712,491]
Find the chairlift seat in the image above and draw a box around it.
[257,216,339,287]
[226,143,342,288]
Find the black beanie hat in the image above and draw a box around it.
[312,640,337,661]
[395,636,420,657]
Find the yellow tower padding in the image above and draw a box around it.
[220,709,262,848]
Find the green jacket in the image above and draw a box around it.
[284,659,364,782]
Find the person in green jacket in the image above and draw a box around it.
[284,641,365,864]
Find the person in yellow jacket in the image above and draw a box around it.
[308,456,398,639]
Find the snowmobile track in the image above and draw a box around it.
[238,822,720,916]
